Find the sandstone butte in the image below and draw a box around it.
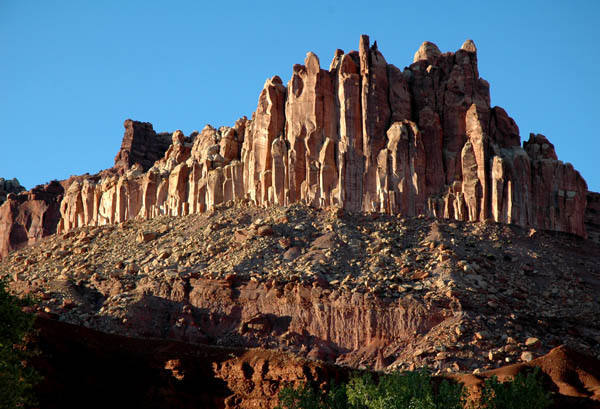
[1,35,598,258]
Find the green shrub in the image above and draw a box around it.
[277,369,464,409]
[346,369,464,409]
[276,366,552,409]
[0,278,39,408]
[479,367,552,409]
[275,381,348,409]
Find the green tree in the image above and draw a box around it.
[480,367,552,409]
[0,278,39,408]
[276,369,465,409]
[276,381,348,409]
[346,370,464,409]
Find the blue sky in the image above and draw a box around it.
[1,1,598,192]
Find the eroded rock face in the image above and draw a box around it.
[0,36,593,258]
[0,181,64,257]
[0,177,25,205]
[82,36,587,236]
[586,192,600,244]
[114,119,172,173]
[182,279,448,368]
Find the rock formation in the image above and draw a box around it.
[0,177,25,205]
[0,181,64,257]
[0,35,594,258]
[586,192,600,244]
[114,119,172,173]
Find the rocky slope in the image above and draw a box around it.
[0,36,594,259]
[4,202,599,375]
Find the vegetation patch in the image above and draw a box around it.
[276,367,551,409]
[0,279,39,409]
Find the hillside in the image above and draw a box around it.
[3,202,600,371]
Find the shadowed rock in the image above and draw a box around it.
[0,177,25,205]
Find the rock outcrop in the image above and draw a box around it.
[586,191,600,244]
[114,119,172,173]
[0,35,593,257]
[0,181,64,257]
[32,316,350,409]
[0,177,25,205]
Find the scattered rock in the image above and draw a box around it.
[521,351,534,362]
[137,231,157,243]
[257,225,274,237]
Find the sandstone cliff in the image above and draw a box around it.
[0,177,25,205]
[586,192,600,243]
[0,36,593,257]
[114,119,172,173]
[0,181,63,257]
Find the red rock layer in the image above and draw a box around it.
[114,119,172,173]
[122,278,451,369]
[0,177,25,205]
[0,181,64,257]
[0,36,592,257]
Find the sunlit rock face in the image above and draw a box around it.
[114,119,172,174]
[0,35,591,257]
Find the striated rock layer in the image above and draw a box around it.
[0,36,592,257]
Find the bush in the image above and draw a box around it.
[276,366,552,409]
[276,381,348,409]
[276,369,465,409]
[479,367,552,409]
[0,278,39,409]
[346,369,464,409]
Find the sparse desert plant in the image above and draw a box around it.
[0,278,39,408]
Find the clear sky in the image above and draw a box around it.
[1,1,598,192]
